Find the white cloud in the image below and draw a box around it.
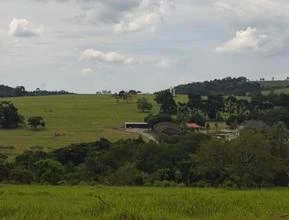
[80,49,135,64]
[8,18,44,37]
[156,59,171,69]
[216,27,268,54]
[81,68,94,76]
[115,0,173,33]
[214,0,289,55]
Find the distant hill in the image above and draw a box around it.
[0,84,72,98]
[259,80,289,90]
[174,77,261,96]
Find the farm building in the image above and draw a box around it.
[186,123,202,131]
[125,122,151,130]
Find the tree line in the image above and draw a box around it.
[1,121,289,188]
[0,85,71,98]
[151,90,289,129]
[174,77,261,96]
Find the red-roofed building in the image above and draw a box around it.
[186,123,202,131]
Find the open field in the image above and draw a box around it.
[0,94,188,155]
[1,185,289,220]
[259,80,289,89]
[0,95,155,155]
[262,88,289,95]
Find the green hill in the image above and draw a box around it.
[259,80,289,95]
[0,94,163,155]
[259,80,289,89]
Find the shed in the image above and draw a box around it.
[125,122,151,130]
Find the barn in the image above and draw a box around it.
[125,122,151,130]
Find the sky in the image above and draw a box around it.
[1,0,289,93]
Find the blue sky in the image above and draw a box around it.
[1,0,289,93]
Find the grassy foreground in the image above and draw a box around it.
[1,185,289,220]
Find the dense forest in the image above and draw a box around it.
[174,77,261,96]
[1,123,289,188]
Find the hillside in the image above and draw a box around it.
[259,80,289,89]
[0,94,189,155]
[173,78,289,96]
[0,95,154,155]
[259,80,289,94]
[174,77,261,96]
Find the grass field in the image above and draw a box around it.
[259,80,289,89]
[0,94,189,155]
[1,185,289,220]
[0,95,154,155]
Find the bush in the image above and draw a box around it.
[226,114,246,127]
[106,163,145,186]
[153,122,182,136]
[189,113,206,126]
[10,168,34,184]
[0,101,24,128]
[34,159,64,184]
[27,116,46,129]
[145,114,172,127]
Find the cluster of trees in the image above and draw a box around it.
[0,101,45,129]
[0,85,27,97]
[0,84,71,98]
[33,89,71,96]
[174,77,261,96]
[113,90,141,103]
[1,122,289,188]
[152,89,289,131]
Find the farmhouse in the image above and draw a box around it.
[186,123,202,131]
[125,122,151,130]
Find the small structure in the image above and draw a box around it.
[170,87,176,97]
[211,129,240,141]
[186,123,202,132]
[125,122,151,130]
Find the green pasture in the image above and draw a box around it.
[262,88,289,95]
[1,185,289,220]
[0,94,188,155]
[259,80,289,89]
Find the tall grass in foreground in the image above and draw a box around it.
[1,185,289,219]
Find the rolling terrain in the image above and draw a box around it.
[0,94,188,155]
[0,95,158,155]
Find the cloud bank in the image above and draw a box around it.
[80,49,135,64]
[8,18,44,37]
[215,0,289,55]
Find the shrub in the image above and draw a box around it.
[145,114,172,127]
[189,113,206,126]
[27,116,46,129]
[10,168,34,184]
[34,159,64,184]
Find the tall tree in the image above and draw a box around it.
[137,98,153,112]
[228,132,276,188]
[203,95,224,120]
[224,96,237,116]
[155,90,177,114]
[187,94,202,113]
[0,101,23,128]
